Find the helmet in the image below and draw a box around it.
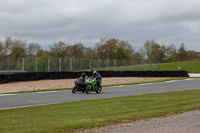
[93,71,97,76]
[81,73,86,77]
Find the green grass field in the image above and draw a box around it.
[95,63,159,71]
[159,61,200,73]
[0,89,200,133]
[91,61,200,73]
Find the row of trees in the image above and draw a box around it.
[142,40,200,62]
[48,38,135,60]
[0,37,199,63]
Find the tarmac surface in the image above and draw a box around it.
[0,78,200,110]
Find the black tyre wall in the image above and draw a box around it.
[0,71,188,84]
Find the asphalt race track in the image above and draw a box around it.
[0,78,200,110]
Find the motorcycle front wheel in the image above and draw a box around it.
[72,86,77,94]
[96,85,102,94]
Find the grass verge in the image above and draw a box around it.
[0,89,200,133]
[159,61,200,73]
[86,61,200,73]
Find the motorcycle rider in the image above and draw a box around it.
[79,72,88,91]
[80,72,88,83]
[91,71,102,88]
[73,72,88,93]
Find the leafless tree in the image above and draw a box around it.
[49,41,69,58]
[28,43,41,56]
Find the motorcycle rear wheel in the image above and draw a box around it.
[86,86,91,94]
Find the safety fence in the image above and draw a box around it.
[0,57,160,73]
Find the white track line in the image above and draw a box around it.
[110,86,125,88]
[0,91,59,96]
[164,80,177,83]
[184,78,195,81]
[0,102,63,110]
[30,101,49,103]
[35,91,58,94]
[0,94,16,97]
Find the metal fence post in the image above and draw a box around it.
[99,59,101,69]
[7,58,10,74]
[35,58,38,72]
[80,59,82,71]
[59,58,62,72]
[132,60,134,71]
[70,58,72,71]
[89,59,92,71]
[48,57,50,72]
[22,58,24,71]
[150,60,152,71]
[107,58,109,68]
[141,60,143,71]
[123,59,125,70]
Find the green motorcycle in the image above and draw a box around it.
[86,77,102,94]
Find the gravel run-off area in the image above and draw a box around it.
[78,110,200,133]
[0,77,172,93]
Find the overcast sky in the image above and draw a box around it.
[0,0,200,51]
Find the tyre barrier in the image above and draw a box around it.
[0,71,189,84]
